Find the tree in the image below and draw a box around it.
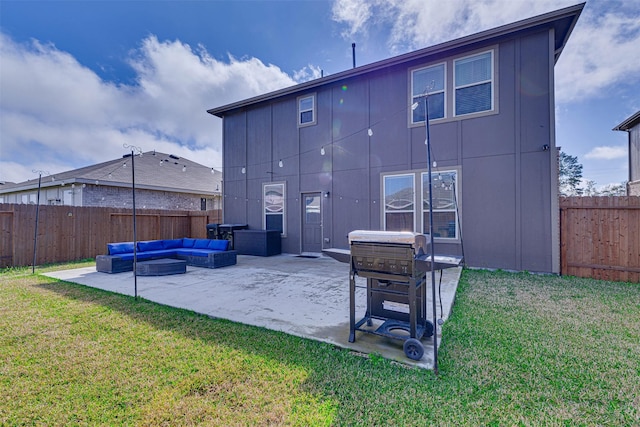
[559,151,583,196]
[582,180,599,196]
[598,183,627,196]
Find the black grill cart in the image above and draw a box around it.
[324,230,462,361]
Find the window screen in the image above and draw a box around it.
[298,95,315,125]
[455,52,493,116]
[412,63,445,122]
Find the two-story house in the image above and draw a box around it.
[613,110,640,196]
[208,3,584,274]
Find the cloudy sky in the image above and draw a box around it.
[1,0,639,188]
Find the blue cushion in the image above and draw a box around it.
[138,249,176,258]
[182,238,196,248]
[193,239,211,249]
[163,239,183,249]
[208,239,229,251]
[118,251,153,261]
[108,242,135,255]
[174,249,193,257]
[137,240,164,252]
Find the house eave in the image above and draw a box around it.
[613,111,640,131]
[0,179,219,197]
[207,2,584,118]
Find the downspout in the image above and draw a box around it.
[549,28,561,274]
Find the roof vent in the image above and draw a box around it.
[169,154,180,160]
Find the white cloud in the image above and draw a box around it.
[330,0,640,103]
[331,0,374,38]
[331,0,574,51]
[584,145,627,160]
[0,33,296,183]
[556,11,640,102]
[292,64,323,82]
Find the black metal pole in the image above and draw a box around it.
[32,172,42,274]
[131,150,138,299]
[424,95,439,375]
[352,42,356,68]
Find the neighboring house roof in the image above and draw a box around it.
[613,111,640,131]
[208,3,584,118]
[0,151,221,195]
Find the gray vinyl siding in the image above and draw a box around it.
[221,28,558,273]
[631,126,640,183]
[629,125,640,196]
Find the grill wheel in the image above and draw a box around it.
[403,338,425,360]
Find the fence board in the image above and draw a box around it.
[560,196,640,283]
[0,211,14,268]
[0,204,221,268]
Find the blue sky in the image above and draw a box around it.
[1,0,639,188]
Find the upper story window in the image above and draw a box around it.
[454,51,493,116]
[298,94,316,126]
[411,63,445,124]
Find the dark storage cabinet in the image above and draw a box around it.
[234,230,281,256]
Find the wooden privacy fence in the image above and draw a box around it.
[560,196,640,283]
[0,204,222,268]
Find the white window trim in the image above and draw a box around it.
[453,50,494,117]
[382,173,416,231]
[297,93,316,127]
[410,62,447,125]
[380,169,462,239]
[263,181,287,236]
[408,47,498,127]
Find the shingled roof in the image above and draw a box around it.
[0,151,221,196]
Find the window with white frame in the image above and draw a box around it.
[422,170,458,239]
[264,182,286,235]
[411,63,445,123]
[454,51,493,116]
[298,94,316,126]
[383,174,415,231]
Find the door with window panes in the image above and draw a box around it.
[302,193,322,253]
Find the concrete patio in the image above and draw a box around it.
[45,254,462,369]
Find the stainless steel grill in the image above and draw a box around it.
[348,230,428,277]
[324,230,463,361]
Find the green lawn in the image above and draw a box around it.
[1,264,639,426]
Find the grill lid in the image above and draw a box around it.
[348,230,429,254]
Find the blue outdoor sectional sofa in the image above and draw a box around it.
[96,238,237,273]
